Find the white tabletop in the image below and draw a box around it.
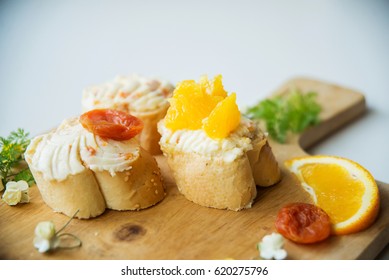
[0,0,388,259]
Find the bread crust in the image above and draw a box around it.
[94,148,165,210]
[165,152,256,211]
[30,168,106,219]
[247,141,281,187]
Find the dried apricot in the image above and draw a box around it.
[275,202,331,244]
[80,109,143,140]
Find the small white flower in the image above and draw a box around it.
[257,233,287,260]
[2,188,22,205]
[7,180,28,190]
[33,221,59,253]
[2,180,30,205]
[33,210,82,253]
[35,221,56,239]
[33,238,52,253]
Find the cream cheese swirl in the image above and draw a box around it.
[82,74,174,113]
[158,117,262,163]
[25,117,140,182]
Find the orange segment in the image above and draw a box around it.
[173,80,200,97]
[164,98,188,130]
[211,74,227,97]
[164,75,240,138]
[203,93,241,139]
[285,155,380,235]
[165,91,222,130]
[199,75,211,95]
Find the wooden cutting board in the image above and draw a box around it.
[1,78,388,260]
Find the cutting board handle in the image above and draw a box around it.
[268,77,367,159]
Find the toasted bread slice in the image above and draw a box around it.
[164,151,256,211]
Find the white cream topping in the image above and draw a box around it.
[82,74,174,113]
[158,117,261,163]
[25,117,140,181]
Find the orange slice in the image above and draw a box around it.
[285,155,379,235]
[203,93,241,139]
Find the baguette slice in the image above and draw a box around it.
[81,75,174,155]
[25,116,166,219]
[132,104,169,155]
[29,168,106,219]
[165,151,256,211]
[94,148,165,210]
[159,120,281,211]
[247,140,281,187]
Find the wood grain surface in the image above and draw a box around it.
[1,78,388,260]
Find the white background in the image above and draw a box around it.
[0,0,388,258]
[2,260,389,279]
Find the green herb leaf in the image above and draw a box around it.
[0,129,35,186]
[246,89,321,143]
[14,168,35,186]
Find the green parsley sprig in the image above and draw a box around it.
[0,128,35,186]
[246,89,321,143]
